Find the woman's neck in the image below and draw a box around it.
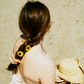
[30,44,43,54]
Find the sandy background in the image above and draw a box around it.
[0,0,84,84]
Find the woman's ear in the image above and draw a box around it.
[10,54,21,64]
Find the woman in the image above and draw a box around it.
[7,1,58,84]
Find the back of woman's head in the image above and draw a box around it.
[7,1,50,71]
[19,1,50,45]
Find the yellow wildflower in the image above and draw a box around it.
[25,45,31,51]
[17,51,23,57]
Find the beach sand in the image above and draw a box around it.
[0,0,84,83]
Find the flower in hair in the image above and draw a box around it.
[17,51,23,57]
[25,45,31,51]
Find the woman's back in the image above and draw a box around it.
[13,37,55,84]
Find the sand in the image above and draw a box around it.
[0,0,84,83]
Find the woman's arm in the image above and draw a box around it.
[39,59,55,84]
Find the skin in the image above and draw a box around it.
[12,36,56,84]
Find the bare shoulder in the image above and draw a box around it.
[43,56,55,67]
[13,35,26,53]
[42,56,55,71]
[39,56,55,84]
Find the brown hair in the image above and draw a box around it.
[7,1,51,71]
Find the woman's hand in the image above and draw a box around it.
[55,76,64,83]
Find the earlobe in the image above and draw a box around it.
[10,54,21,64]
